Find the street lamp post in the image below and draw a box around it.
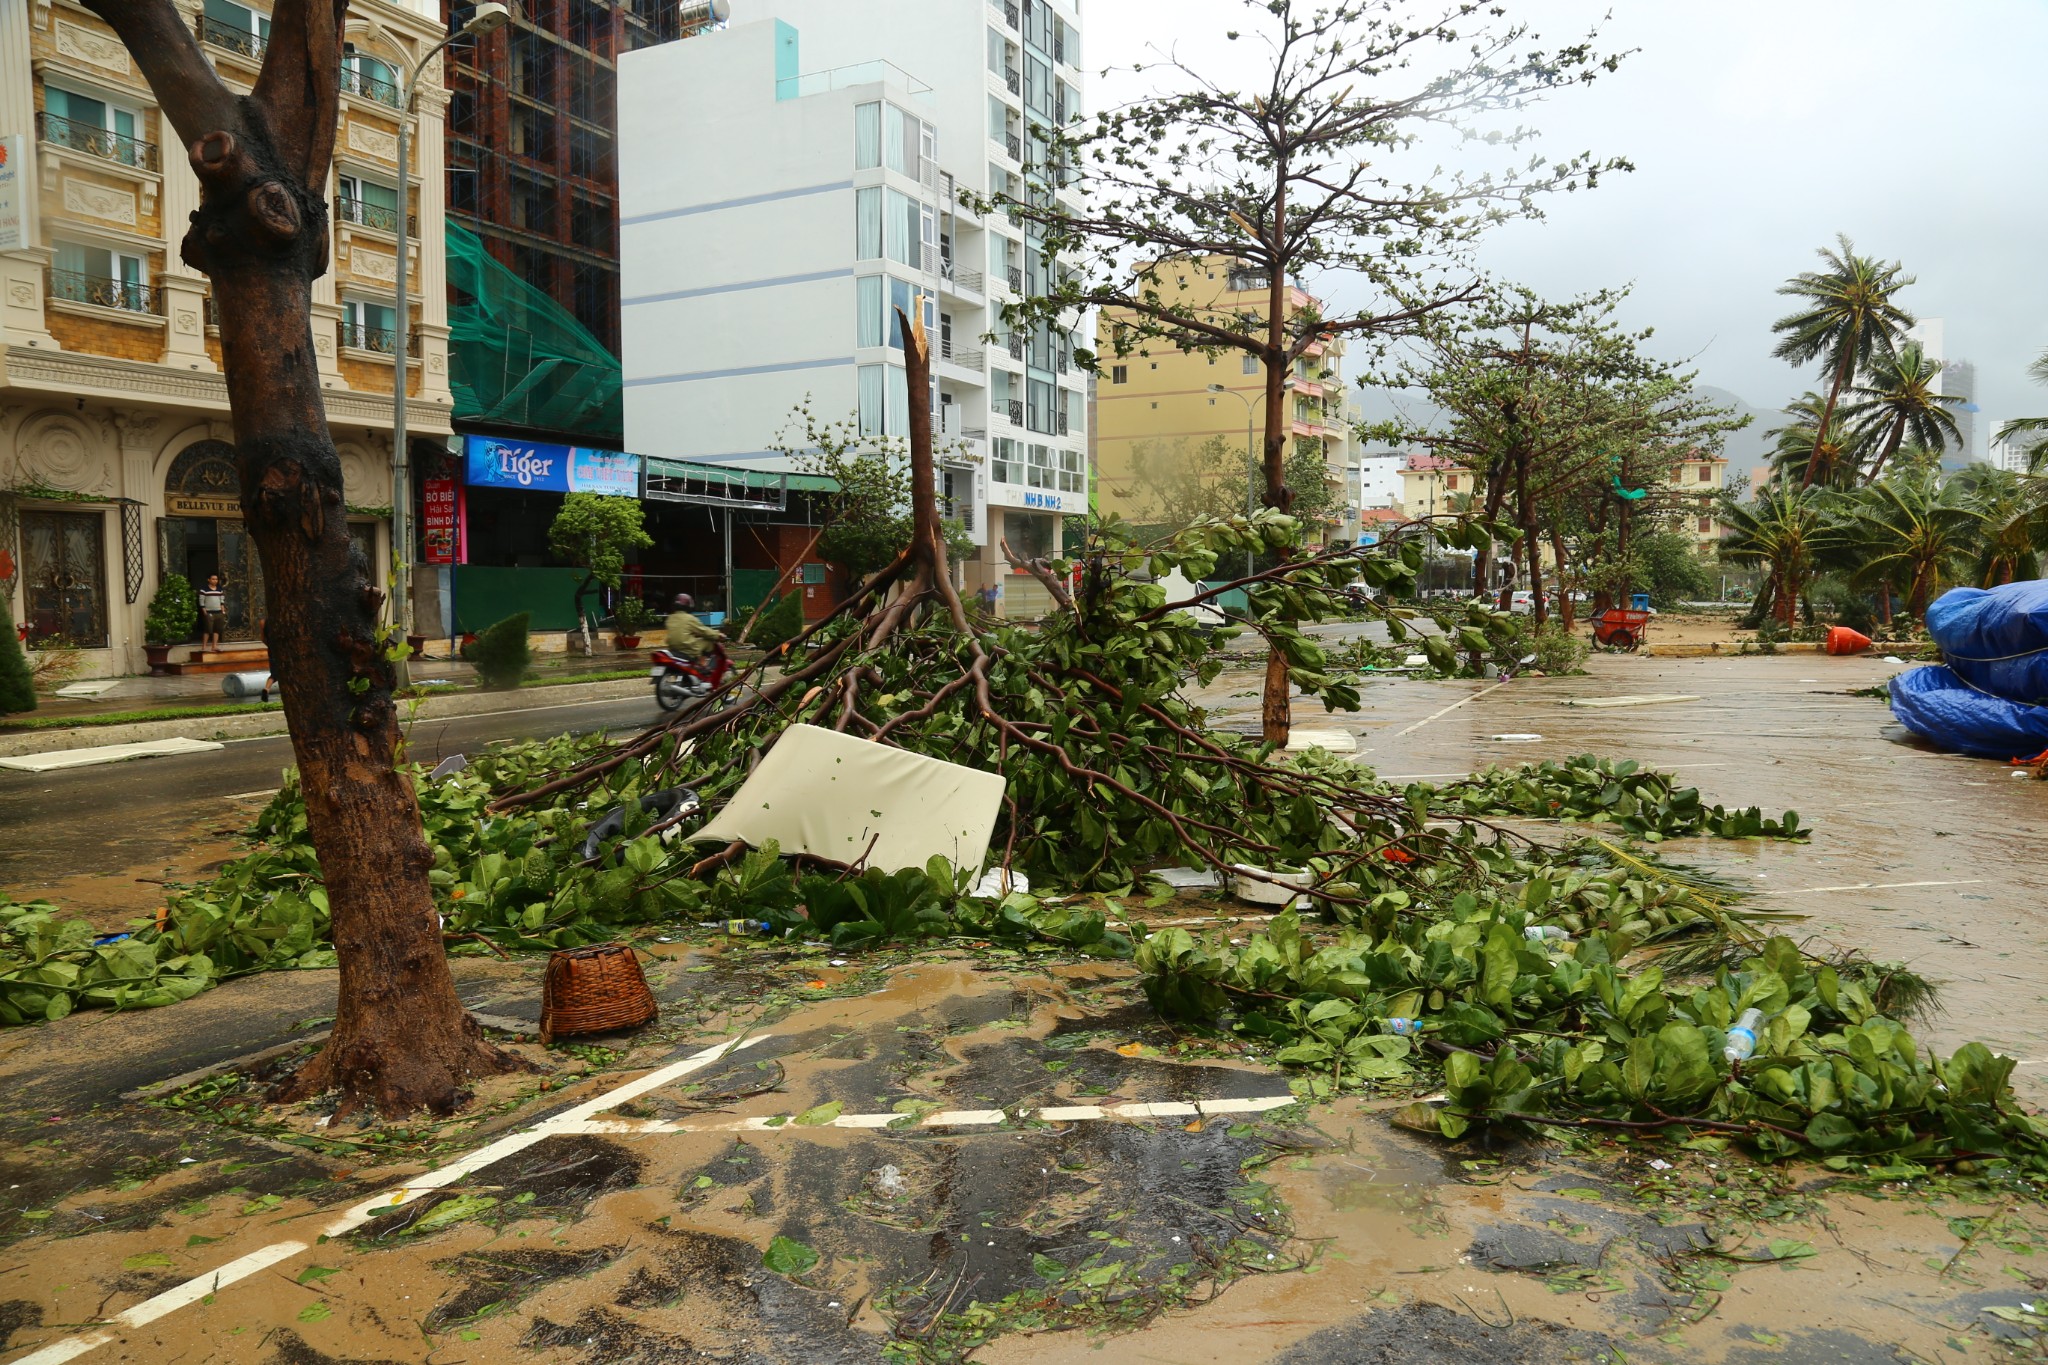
[391,1,510,637]
[1206,383,1256,580]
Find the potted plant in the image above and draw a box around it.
[611,595,654,650]
[143,573,197,675]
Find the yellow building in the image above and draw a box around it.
[1395,453,1478,520]
[1661,452,1730,555]
[0,0,454,677]
[1093,256,1351,538]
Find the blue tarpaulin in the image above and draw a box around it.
[1927,580,2048,705]
[1889,664,2048,761]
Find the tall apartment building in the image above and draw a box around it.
[1,0,454,676]
[616,0,1090,613]
[444,0,720,364]
[1093,257,1353,541]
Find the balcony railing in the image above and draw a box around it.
[1005,131,1022,162]
[942,265,984,296]
[48,268,158,315]
[341,65,403,110]
[1007,265,1024,293]
[338,320,418,356]
[196,12,267,60]
[36,112,158,171]
[940,341,984,371]
[1005,399,1024,424]
[1056,411,1070,436]
[1005,332,1025,360]
[335,195,416,235]
[1004,66,1020,95]
[1004,0,1019,28]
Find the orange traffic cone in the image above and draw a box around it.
[1825,626,1873,655]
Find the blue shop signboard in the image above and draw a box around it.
[464,436,641,498]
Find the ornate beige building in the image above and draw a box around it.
[0,0,453,676]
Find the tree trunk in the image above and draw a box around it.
[1804,347,1857,489]
[87,0,521,1117]
[1863,412,1907,485]
[1514,446,1547,626]
[1550,524,1574,630]
[1877,580,1893,626]
[1258,179,1293,745]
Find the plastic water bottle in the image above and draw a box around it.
[1384,1017,1424,1036]
[723,919,773,937]
[1524,925,1570,942]
[1723,1008,1764,1063]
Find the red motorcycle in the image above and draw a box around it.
[650,641,732,711]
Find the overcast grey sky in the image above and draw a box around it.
[1084,0,2048,441]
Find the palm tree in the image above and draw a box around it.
[1720,483,1841,626]
[1947,465,2048,586]
[1839,473,1983,619]
[1995,347,2048,473]
[1845,342,1963,482]
[1765,392,1865,490]
[1771,235,1916,488]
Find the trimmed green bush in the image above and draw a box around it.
[0,605,35,714]
[468,612,532,690]
[750,592,805,651]
[144,574,197,645]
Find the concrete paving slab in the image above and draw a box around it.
[0,736,225,772]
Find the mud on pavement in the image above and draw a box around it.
[1,936,2044,1365]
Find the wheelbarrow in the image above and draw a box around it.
[1592,606,1652,651]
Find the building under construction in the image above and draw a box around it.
[439,0,724,443]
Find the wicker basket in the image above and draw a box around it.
[539,943,658,1044]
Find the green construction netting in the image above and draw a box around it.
[446,223,623,443]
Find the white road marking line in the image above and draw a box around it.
[533,1096,1304,1137]
[9,1242,310,1365]
[1377,763,1729,782]
[220,789,280,801]
[1755,879,1987,896]
[1386,681,1511,739]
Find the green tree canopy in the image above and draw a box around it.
[1770,236,1915,488]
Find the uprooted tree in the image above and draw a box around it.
[996,0,1628,743]
[488,307,1493,895]
[84,0,521,1114]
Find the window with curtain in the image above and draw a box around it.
[856,274,883,347]
[883,104,907,174]
[855,102,881,169]
[885,364,910,437]
[855,187,881,259]
[885,188,919,268]
[858,364,884,436]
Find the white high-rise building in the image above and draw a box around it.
[617,0,1090,609]
[1904,319,1981,468]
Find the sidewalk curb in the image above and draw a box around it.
[0,678,654,759]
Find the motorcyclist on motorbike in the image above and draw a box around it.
[663,593,723,694]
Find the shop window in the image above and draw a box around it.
[20,509,109,647]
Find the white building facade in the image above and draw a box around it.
[618,0,1089,610]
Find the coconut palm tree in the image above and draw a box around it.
[1845,341,1963,482]
[1720,483,1841,626]
[1770,236,1916,488]
[1765,392,1865,490]
[1839,473,1984,619]
[1947,465,2048,586]
[1995,347,2048,473]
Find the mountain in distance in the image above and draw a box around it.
[1355,383,1780,472]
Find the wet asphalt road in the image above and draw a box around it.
[0,693,666,893]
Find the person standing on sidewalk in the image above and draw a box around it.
[198,574,227,652]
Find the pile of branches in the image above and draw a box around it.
[489,313,1499,896]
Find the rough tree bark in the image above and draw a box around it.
[84,0,521,1115]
